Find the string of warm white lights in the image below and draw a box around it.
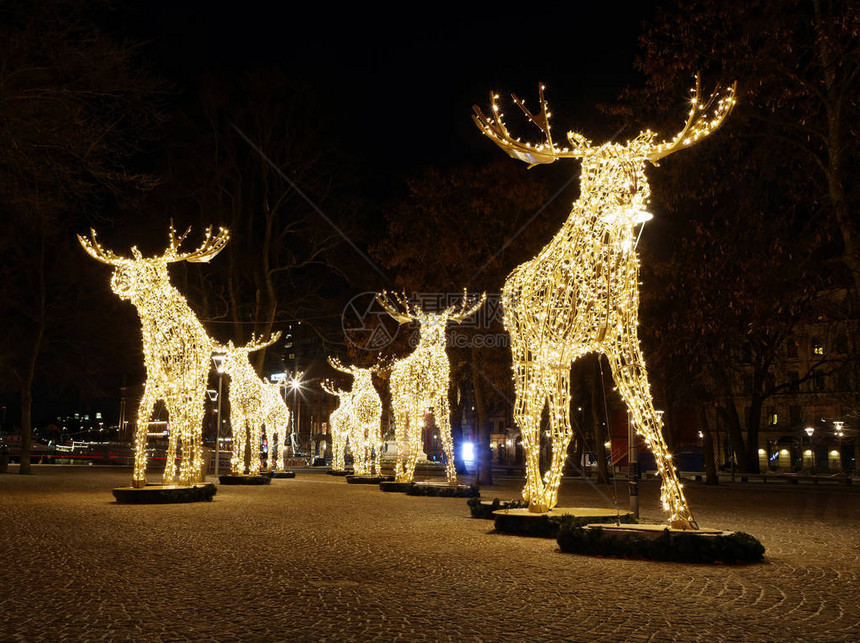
[377,291,486,485]
[329,358,383,476]
[79,223,230,487]
[320,380,352,472]
[217,333,290,475]
[474,76,735,528]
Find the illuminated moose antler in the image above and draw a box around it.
[472,83,592,167]
[377,291,486,485]
[216,332,289,475]
[78,224,231,487]
[646,75,737,162]
[475,77,735,529]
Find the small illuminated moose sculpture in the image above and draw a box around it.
[320,379,353,472]
[377,292,485,485]
[79,224,230,487]
[328,357,383,476]
[474,76,735,528]
[216,333,290,475]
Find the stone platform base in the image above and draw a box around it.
[408,482,479,498]
[493,506,635,538]
[347,475,393,484]
[267,471,296,479]
[559,523,765,563]
[112,483,217,504]
[327,470,352,476]
[218,475,272,485]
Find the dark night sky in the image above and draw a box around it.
[129,2,657,171]
[10,2,663,426]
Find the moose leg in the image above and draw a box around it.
[393,407,410,482]
[132,388,158,488]
[333,428,345,471]
[605,336,698,530]
[230,410,247,475]
[249,424,262,475]
[435,396,457,485]
[181,397,206,485]
[400,405,422,483]
[542,366,573,511]
[162,408,178,485]
[511,348,548,511]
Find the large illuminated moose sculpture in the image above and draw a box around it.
[377,292,486,485]
[328,357,383,476]
[79,223,230,487]
[474,76,735,528]
[216,333,291,475]
[320,379,353,472]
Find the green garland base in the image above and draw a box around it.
[407,482,480,498]
[218,475,272,485]
[112,483,217,504]
[379,481,413,493]
[494,508,635,539]
[267,471,296,479]
[557,523,765,564]
[467,497,529,519]
[346,475,394,484]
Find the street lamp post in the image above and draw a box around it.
[290,371,303,459]
[628,411,639,519]
[804,426,815,472]
[212,354,226,476]
[834,421,845,473]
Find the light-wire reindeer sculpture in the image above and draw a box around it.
[215,332,290,475]
[328,357,383,476]
[79,223,230,487]
[473,76,735,528]
[377,291,486,485]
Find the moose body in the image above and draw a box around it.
[475,79,735,527]
[79,224,229,487]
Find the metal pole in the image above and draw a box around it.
[628,411,639,519]
[214,372,223,475]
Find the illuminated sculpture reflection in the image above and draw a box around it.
[217,333,290,475]
[329,357,383,476]
[377,292,486,485]
[474,77,735,528]
[79,224,230,487]
[320,379,352,472]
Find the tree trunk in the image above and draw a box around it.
[449,384,467,474]
[698,406,718,485]
[745,392,763,474]
[470,346,492,486]
[718,403,748,474]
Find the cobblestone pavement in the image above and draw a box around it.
[1,466,858,642]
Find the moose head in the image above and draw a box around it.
[78,222,230,304]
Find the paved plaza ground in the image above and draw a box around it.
[1,466,858,642]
